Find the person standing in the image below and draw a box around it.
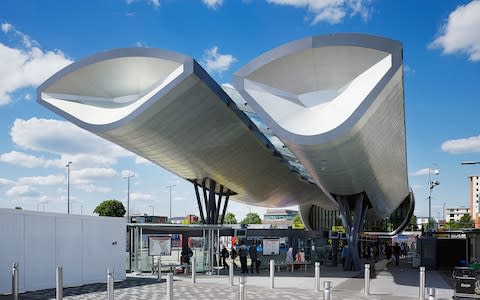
[249,242,259,273]
[221,245,229,269]
[393,242,401,266]
[231,246,238,268]
[341,245,349,269]
[239,243,248,274]
[286,247,294,271]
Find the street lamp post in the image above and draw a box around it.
[166,185,176,221]
[66,161,72,214]
[123,172,134,223]
[428,167,440,227]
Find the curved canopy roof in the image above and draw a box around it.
[38,33,410,219]
[234,33,409,217]
[37,47,335,209]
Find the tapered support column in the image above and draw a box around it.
[192,178,231,224]
[336,193,369,272]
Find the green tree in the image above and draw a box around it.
[444,220,459,230]
[94,199,126,217]
[458,214,473,228]
[241,212,262,225]
[292,214,305,229]
[408,215,418,231]
[223,212,237,224]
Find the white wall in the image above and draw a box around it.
[0,209,126,294]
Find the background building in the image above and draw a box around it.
[262,209,298,226]
[131,215,168,224]
[445,206,470,223]
[470,176,480,228]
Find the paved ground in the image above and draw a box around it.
[2,257,456,299]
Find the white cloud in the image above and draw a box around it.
[149,0,160,7]
[0,178,15,185]
[201,46,236,75]
[125,0,160,8]
[130,192,154,201]
[430,1,480,61]
[0,151,62,168]
[18,174,64,186]
[77,184,112,193]
[441,135,480,154]
[266,0,371,24]
[5,185,41,198]
[10,118,132,163]
[1,23,13,33]
[411,168,430,176]
[0,23,72,105]
[71,168,117,184]
[203,0,223,9]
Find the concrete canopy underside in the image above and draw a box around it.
[38,48,335,210]
[37,33,411,228]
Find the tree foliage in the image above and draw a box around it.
[223,212,237,224]
[408,215,418,231]
[444,214,473,230]
[240,212,262,225]
[459,214,473,228]
[94,199,126,217]
[292,214,305,229]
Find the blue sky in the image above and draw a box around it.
[0,0,480,221]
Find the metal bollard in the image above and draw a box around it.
[323,281,332,300]
[107,269,114,300]
[427,287,436,300]
[56,266,63,300]
[167,273,173,300]
[419,267,425,300]
[270,259,275,289]
[314,262,320,292]
[239,276,247,300]
[191,257,196,284]
[12,262,19,300]
[229,260,234,286]
[157,257,162,281]
[364,263,370,295]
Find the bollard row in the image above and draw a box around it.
[12,263,19,300]
[364,263,370,295]
[239,276,246,300]
[419,266,426,300]
[229,260,234,287]
[56,266,63,300]
[314,262,321,292]
[323,281,332,300]
[270,259,275,289]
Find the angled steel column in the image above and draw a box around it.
[193,180,206,224]
[202,179,210,224]
[337,193,369,271]
[208,179,216,224]
[220,192,230,225]
[215,185,224,224]
[192,178,231,225]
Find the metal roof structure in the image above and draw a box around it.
[37,33,412,235]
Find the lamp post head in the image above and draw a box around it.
[461,161,480,165]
